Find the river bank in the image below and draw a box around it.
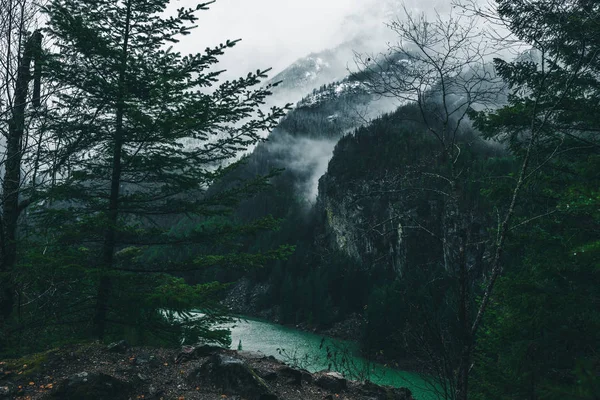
[0,342,415,400]
[222,278,364,341]
[222,278,422,372]
[222,316,435,398]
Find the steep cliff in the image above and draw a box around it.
[316,104,506,279]
[316,105,445,279]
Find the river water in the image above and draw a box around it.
[223,316,439,400]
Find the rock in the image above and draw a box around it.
[114,365,133,375]
[175,344,221,363]
[359,381,414,400]
[238,350,266,359]
[136,372,150,382]
[46,372,133,400]
[0,384,15,399]
[316,371,347,393]
[259,370,278,381]
[279,366,302,385]
[390,387,414,400]
[134,353,160,368]
[279,366,313,385]
[146,384,165,400]
[148,355,160,368]
[106,340,128,353]
[188,354,278,400]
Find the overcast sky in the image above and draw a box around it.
[172,0,454,81]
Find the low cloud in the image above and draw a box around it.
[171,0,465,83]
[268,133,338,204]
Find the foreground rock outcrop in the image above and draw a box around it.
[47,372,133,400]
[0,343,414,400]
[188,353,277,400]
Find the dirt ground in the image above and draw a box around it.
[0,343,415,400]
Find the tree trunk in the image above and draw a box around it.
[455,231,471,400]
[455,344,471,400]
[0,30,41,325]
[93,0,132,339]
[446,165,473,400]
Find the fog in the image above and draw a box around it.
[166,0,503,204]
[269,134,338,204]
[267,95,401,204]
[172,0,459,81]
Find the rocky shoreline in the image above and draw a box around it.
[222,278,363,342]
[222,279,422,372]
[0,342,414,400]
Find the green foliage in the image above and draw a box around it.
[471,147,600,399]
[469,1,600,399]
[1,0,291,355]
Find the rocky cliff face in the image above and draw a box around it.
[314,101,508,281]
[317,184,408,276]
[315,107,446,279]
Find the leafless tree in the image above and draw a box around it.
[351,7,506,399]
[353,6,505,161]
[0,0,48,334]
[351,2,594,399]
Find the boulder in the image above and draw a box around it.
[46,372,133,400]
[188,354,278,400]
[175,344,221,363]
[279,366,313,385]
[133,353,160,368]
[316,371,347,392]
[258,370,278,381]
[0,384,16,399]
[106,340,128,353]
[134,372,150,383]
[359,380,414,400]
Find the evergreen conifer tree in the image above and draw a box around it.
[20,0,292,346]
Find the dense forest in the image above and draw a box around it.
[0,0,598,399]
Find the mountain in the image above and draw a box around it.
[224,44,399,220]
[270,39,360,85]
[203,42,513,356]
[265,38,376,106]
[230,77,379,221]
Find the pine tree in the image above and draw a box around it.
[22,0,292,345]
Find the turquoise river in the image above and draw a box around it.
[222,316,439,400]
